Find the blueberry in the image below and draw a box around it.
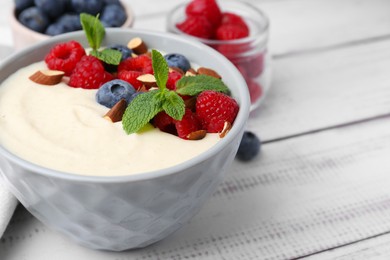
[103,0,121,5]
[64,0,75,12]
[34,0,66,18]
[45,13,82,36]
[15,0,34,14]
[164,53,191,72]
[18,7,50,33]
[103,44,132,72]
[100,4,127,27]
[57,13,82,30]
[45,23,67,36]
[236,131,261,161]
[96,79,136,108]
[107,44,132,61]
[71,0,104,15]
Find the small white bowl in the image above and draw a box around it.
[10,2,134,50]
[0,28,250,251]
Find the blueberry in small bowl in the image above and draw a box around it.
[10,0,134,50]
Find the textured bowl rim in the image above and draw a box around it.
[0,28,250,183]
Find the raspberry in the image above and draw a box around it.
[176,15,214,39]
[153,111,177,135]
[247,79,263,104]
[117,55,153,90]
[175,109,202,139]
[118,55,153,74]
[221,12,248,30]
[166,70,183,90]
[231,52,264,78]
[118,70,143,90]
[45,40,86,76]
[185,0,222,28]
[216,24,249,41]
[153,109,202,139]
[68,55,113,89]
[196,91,239,133]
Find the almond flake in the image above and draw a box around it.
[104,99,127,123]
[137,74,157,88]
[197,67,221,79]
[169,66,184,75]
[29,70,65,85]
[219,121,232,138]
[185,68,197,77]
[127,37,148,55]
[187,130,207,140]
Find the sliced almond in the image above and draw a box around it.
[169,66,184,75]
[219,121,232,138]
[197,67,221,79]
[29,70,65,85]
[127,37,148,55]
[144,51,152,58]
[185,68,197,77]
[138,85,148,92]
[137,74,157,88]
[187,130,207,140]
[103,99,127,123]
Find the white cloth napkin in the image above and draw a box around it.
[0,177,18,237]
[0,45,18,238]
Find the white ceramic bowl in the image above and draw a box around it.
[0,29,250,251]
[10,2,134,50]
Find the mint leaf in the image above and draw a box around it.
[80,13,122,65]
[91,48,122,65]
[176,75,230,96]
[122,90,163,134]
[151,49,168,90]
[80,13,105,50]
[162,91,185,120]
[122,50,186,134]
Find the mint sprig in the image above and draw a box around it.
[80,13,122,65]
[121,50,233,135]
[122,50,185,134]
[152,49,169,90]
[176,74,229,96]
[122,90,162,134]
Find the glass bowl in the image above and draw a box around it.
[167,0,271,111]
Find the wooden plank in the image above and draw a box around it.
[2,117,390,259]
[257,0,390,55]
[249,38,390,141]
[305,233,390,259]
[124,0,390,55]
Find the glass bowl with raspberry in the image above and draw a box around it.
[10,0,134,50]
[167,0,271,111]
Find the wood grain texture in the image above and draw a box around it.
[249,38,390,141]
[2,0,390,259]
[305,233,390,259]
[124,0,390,56]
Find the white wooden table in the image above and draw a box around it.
[1,0,390,259]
